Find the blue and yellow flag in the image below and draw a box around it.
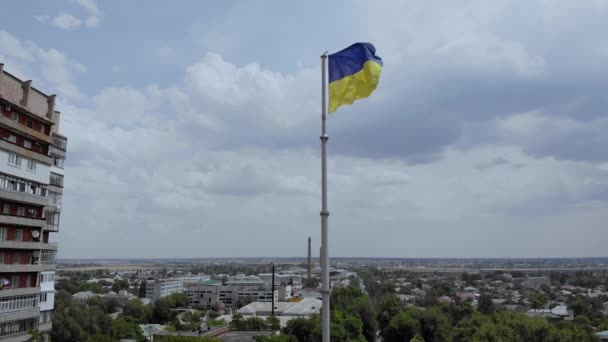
[328,42,382,113]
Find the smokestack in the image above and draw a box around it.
[307,237,312,283]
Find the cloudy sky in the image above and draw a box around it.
[1,1,607,259]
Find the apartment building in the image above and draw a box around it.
[0,64,67,342]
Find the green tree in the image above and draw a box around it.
[529,292,549,309]
[478,292,494,314]
[410,335,425,342]
[381,311,420,342]
[85,335,114,342]
[331,286,378,342]
[408,307,452,342]
[267,315,281,331]
[28,330,45,342]
[122,299,151,323]
[231,316,269,331]
[282,316,318,342]
[111,317,143,340]
[377,295,403,331]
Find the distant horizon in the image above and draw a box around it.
[57,256,608,261]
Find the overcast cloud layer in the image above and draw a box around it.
[1,0,608,258]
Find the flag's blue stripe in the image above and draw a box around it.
[328,42,383,84]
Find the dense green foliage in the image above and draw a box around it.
[52,277,191,342]
[230,314,280,331]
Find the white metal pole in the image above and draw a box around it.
[320,52,330,342]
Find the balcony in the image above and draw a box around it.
[0,308,40,324]
[38,321,52,332]
[51,134,67,151]
[0,112,52,144]
[0,139,52,165]
[39,250,56,264]
[0,174,48,207]
[0,287,40,299]
[0,264,41,273]
[48,191,61,208]
[45,211,60,232]
[0,241,57,251]
[49,173,63,188]
[0,214,46,228]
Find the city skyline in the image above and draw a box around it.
[2,1,608,258]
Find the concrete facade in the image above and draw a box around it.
[146,279,185,303]
[185,283,282,309]
[0,64,67,341]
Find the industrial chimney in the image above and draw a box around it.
[307,237,312,285]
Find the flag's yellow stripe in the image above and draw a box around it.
[329,60,382,113]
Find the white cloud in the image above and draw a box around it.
[76,0,101,27]
[33,15,50,23]
[9,1,608,258]
[85,16,100,28]
[52,12,82,31]
[0,31,84,99]
[36,0,101,30]
[51,47,608,258]
[0,30,34,62]
[75,0,100,16]
[185,53,317,129]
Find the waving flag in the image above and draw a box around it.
[328,42,383,113]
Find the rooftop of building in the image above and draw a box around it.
[238,297,322,317]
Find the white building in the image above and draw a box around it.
[146,279,184,303]
[258,273,302,286]
[237,298,322,327]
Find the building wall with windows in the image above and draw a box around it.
[0,150,50,184]
[0,64,67,342]
[146,279,185,303]
[38,272,55,312]
[185,284,281,310]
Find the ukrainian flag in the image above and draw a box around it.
[328,42,383,113]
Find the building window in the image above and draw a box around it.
[23,140,31,149]
[13,253,20,264]
[8,154,21,167]
[17,207,25,216]
[26,120,33,128]
[2,205,9,215]
[0,227,5,240]
[40,293,47,303]
[53,157,64,168]
[7,134,16,143]
[49,192,62,206]
[50,173,63,187]
[27,160,36,172]
[15,229,23,241]
[27,208,36,217]
[11,275,19,288]
[9,112,18,121]
[0,252,4,264]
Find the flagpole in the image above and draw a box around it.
[320,52,331,342]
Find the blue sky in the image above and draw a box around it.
[1,0,608,258]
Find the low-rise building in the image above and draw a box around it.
[522,277,550,289]
[237,298,322,327]
[185,282,282,309]
[526,305,573,320]
[258,273,302,286]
